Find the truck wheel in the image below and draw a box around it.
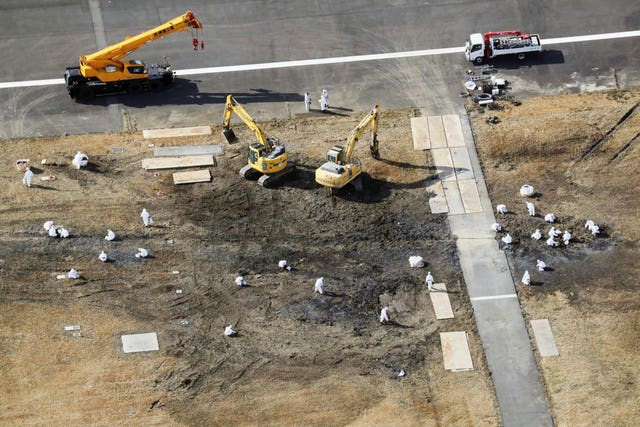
[474,57,484,65]
[517,53,526,61]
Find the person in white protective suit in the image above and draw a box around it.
[546,236,559,247]
[43,220,54,231]
[68,268,80,279]
[58,228,70,238]
[544,213,556,223]
[278,260,292,271]
[426,272,434,292]
[548,227,560,238]
[589,225,600,235]
[501,234,513,244]
[314,277,324,294]
[321,89,329,108]
[531,229,542,240]
[23,167,34,187]
[140,208,153,227]
[105,229,115,241]
[235,276,247,286]
[522,270,531,285]
[491,223,502,232]
[496,204,508,214]
[379,307,390,323]
[72,152,88,169]
[224,325,237,337]
[98,251,108,262]
[48,226,58,237]
[526,202,535,216]
[304,93,311,112]
[585,220,595,229]
[563,230,572,245]
[135,248,149,258]
[536,260,547,272]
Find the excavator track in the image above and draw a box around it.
[258,163,296,188]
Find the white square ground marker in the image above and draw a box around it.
[440,331,474,371]
[121,332,159,353]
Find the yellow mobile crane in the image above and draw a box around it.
[64,10,202,99]
[222,95,295,187]
[315,105,380,193]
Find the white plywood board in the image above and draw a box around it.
[121,332,159,353]
[457,179,483,213]
[430,283,454,319]
[425,180,449,214]
[430,148,456,181]
[154,144,224,157]
[142,155,214,170]
[440,331,474,371]
[411,117,430,150]
[142,126,212,139]
[531,319,559,357]
[450,147,474,181]
[442,180,465,215]
[427,116,447,149]
[442,114,465,147]
[173,169,211,184]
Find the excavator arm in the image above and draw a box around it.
[222,95,272,152]
[343,104,380,162]
[79,10,202,79]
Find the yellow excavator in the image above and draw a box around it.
[64,10,202,99]
[222,95,295,187]
[315,105,380,193]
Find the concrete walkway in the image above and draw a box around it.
[418,112,554,426]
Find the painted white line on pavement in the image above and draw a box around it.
[470,294,518,302]
[542,29,640,45]
[0,78,65,89]
[175,46,464,76]
[1,29,639,89]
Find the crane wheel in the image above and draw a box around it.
[474,57,484,65]
[128,83,142,93]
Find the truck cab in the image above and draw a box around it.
[465,33,485,64]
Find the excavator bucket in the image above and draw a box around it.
[222,128,238,144]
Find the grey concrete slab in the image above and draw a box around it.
[442,114,465,147]
[531,319,560,357]
[448,211,498,239]
[442,180,465,215]
[430,148,455,181]
[411,116,430,150]
[121,332,159,353]
[154,144,224,157]
[456,238,516,300]
[458,179,483,213]
[427,116,447,149]
[425,179,448,214]
[471,299,553,427]
[440,331,474,371]
[450,147,474,181]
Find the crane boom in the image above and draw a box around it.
[80,10,202,78]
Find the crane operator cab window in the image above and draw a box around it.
[127,65,146,74]
[105,65,118,73]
